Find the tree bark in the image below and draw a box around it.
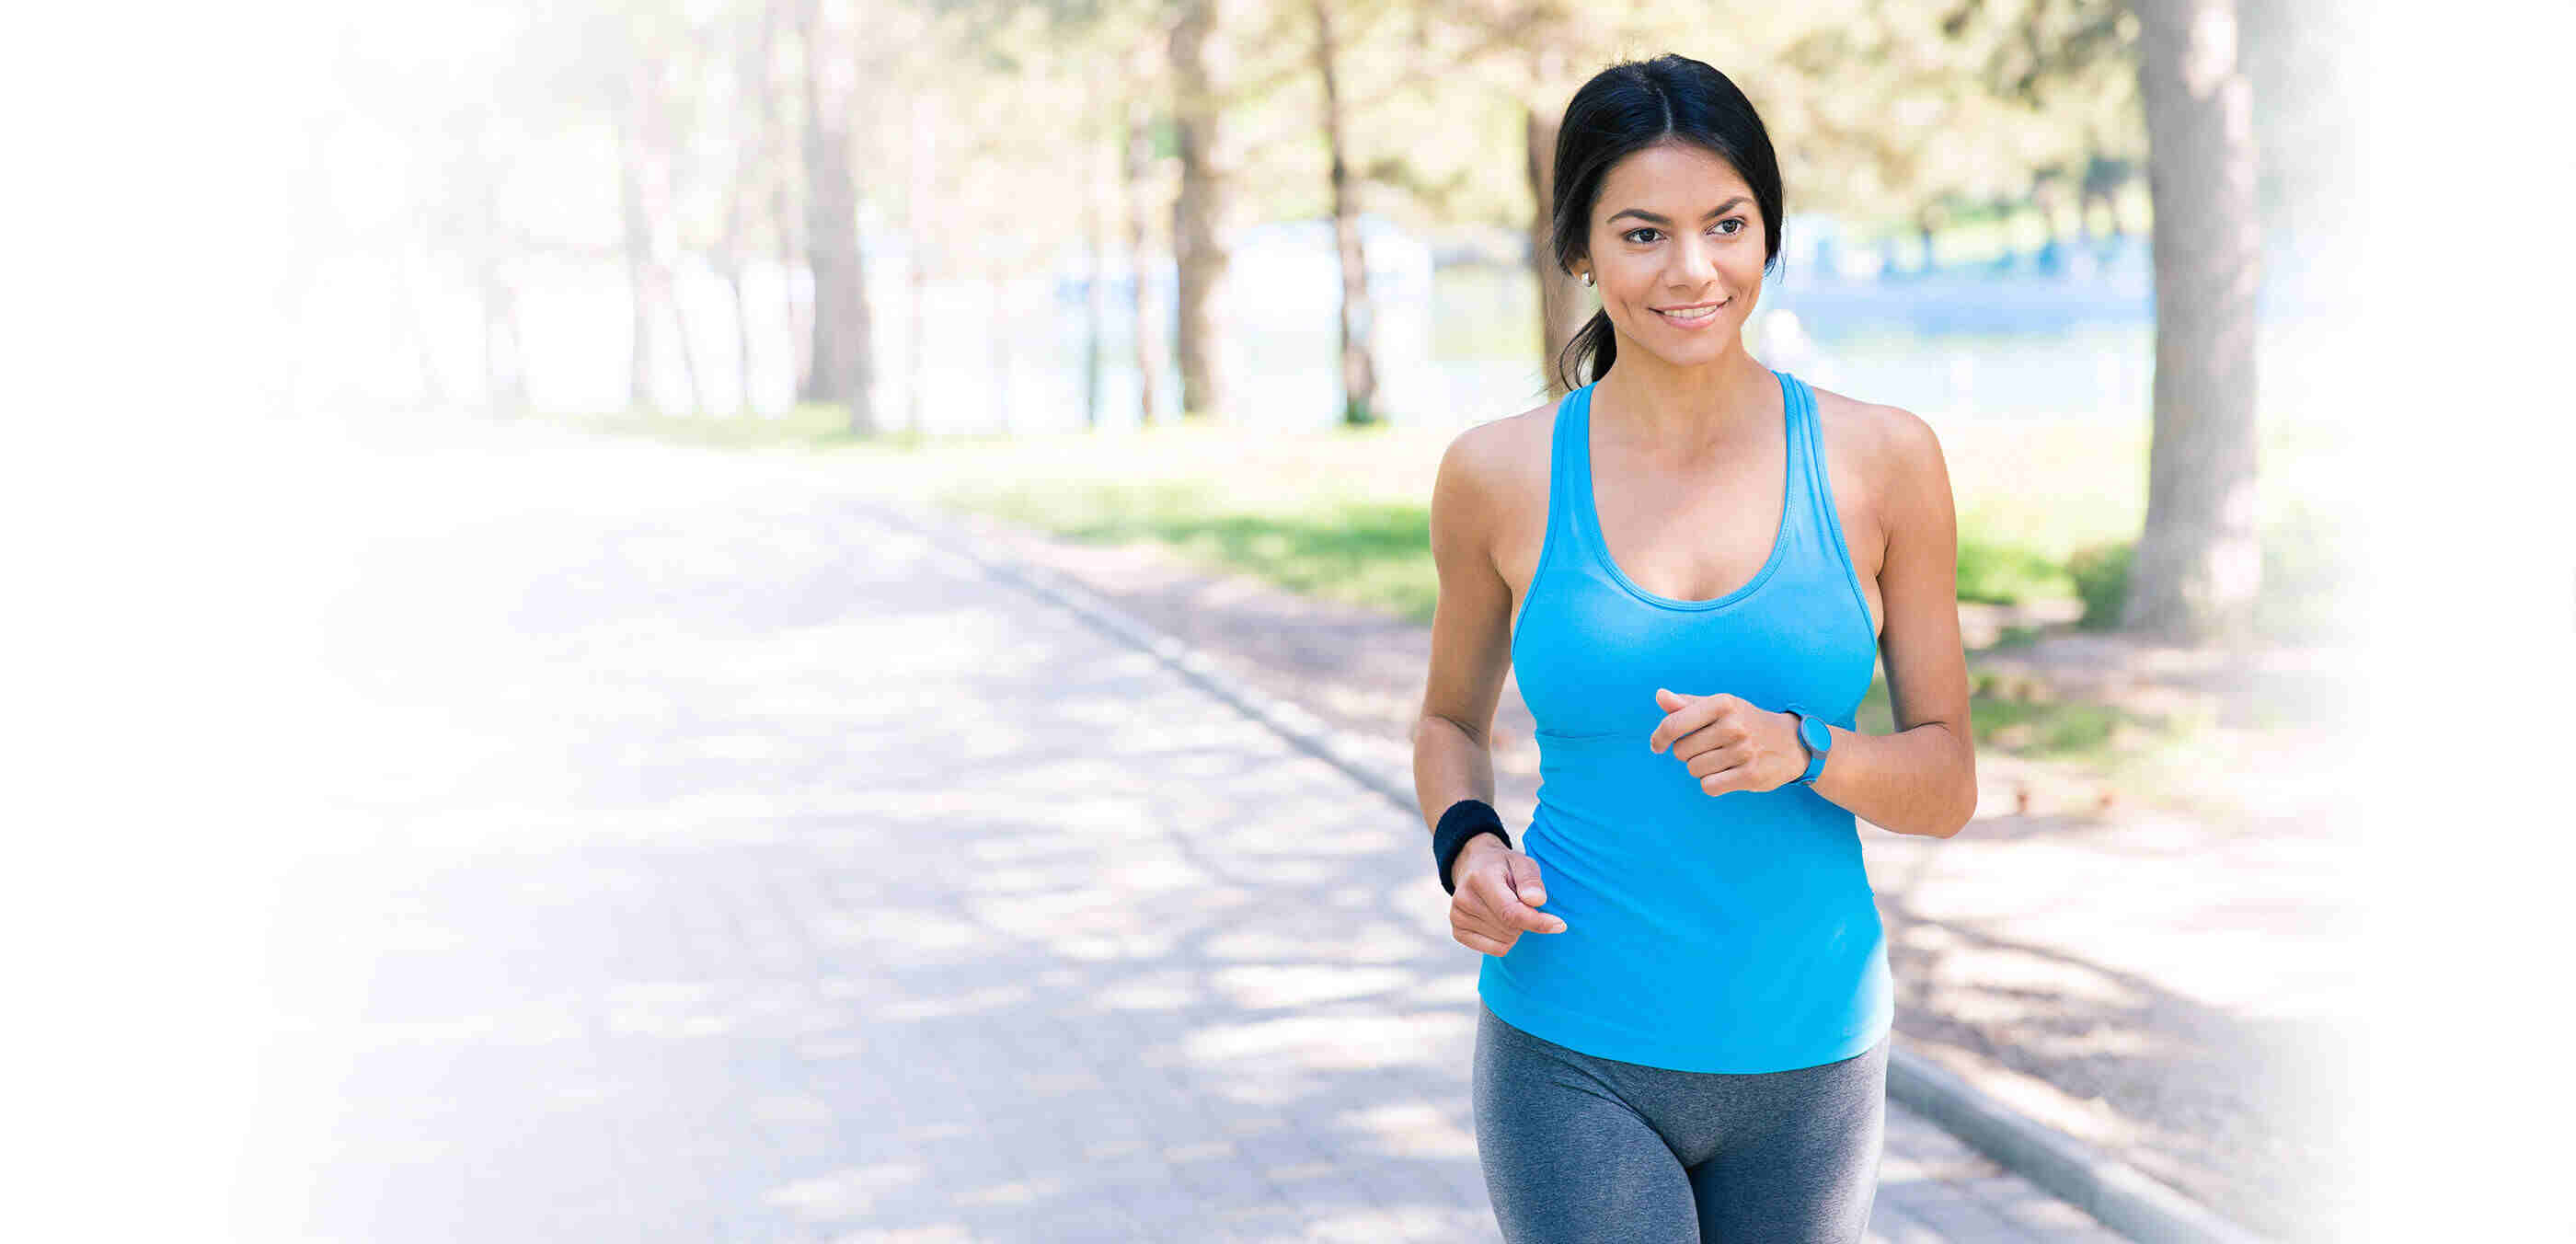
[1312,0,1378,426]
[2124,0,2264,643]
[1524,62,1586,397]
[667,278,705,416]
[758,0,805,410]
[903,92,931,437]
[614,72,658,413]
[721,6,760,417]
[724,262,753,415]
[395,245,445,409]
[1167,0,1230,422]
[989,270,1011,434]
[643,69,702,418]
[476,167,528,417]
[1123,98,1164,430]
[797,0,874,432]
[1083,106,1108,433]
[480,270,528,416]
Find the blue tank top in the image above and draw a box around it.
[1478,368,1892,1074]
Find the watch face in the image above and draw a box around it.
[1800,717,1831,753]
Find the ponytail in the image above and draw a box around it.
[1555,307,1618,393]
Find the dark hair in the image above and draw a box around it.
[1547,53,1785,392]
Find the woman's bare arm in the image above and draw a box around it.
[1803,406,1978,837]
[1414,414,1569,950]
[1410,418,1517,844]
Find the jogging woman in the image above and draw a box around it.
[1412,53,1977,1243]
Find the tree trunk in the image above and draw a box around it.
[645,77,701,418]
[1312,0,1377,426]
[1524,75,1585,397]
[989,269,1011,434]
[477,248,527,417]
[846,217,877,436]
[724,263,753,415]
[395,247,445,409]
[1167,0,1230,423]
[479,168,529,417]
[797,0,873,433]
[1124,98,1164,430]
[668,276,705,416]
[614,77,658,413]
[903,91,933,436]
[766,0,805,405]
[1083,112,1107,433]
[2124,0,2264,644]
[722,6,761,417]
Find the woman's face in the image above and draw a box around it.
[1578,141,1768,369]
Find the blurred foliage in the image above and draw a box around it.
[2251,495,2365,644]
[2064,498,2364,644]
[349,0,2184,283]
[2065,539,2134,631]
[1851,658,2201,769]
[554,389,2367,651]
[1957,537,2064,605]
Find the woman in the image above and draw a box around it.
[1412,53,1976,1242]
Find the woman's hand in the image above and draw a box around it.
[1649,688,1805,796]
[1449,835,1569,957]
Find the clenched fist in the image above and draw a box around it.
[1449,835,1570,956]
[1649,687,1805,796]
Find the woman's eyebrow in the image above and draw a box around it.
[1607,196,1751,225]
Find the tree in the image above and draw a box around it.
[2123,0,2261,642]
[1308,0,1380,426]
[1913,0,2265,644]
[797,0,874,432]
[1167,0,1232,422]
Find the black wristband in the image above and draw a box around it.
[1432,799,1512,895]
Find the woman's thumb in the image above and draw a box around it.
[1506,854,1547,907]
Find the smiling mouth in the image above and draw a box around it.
[1652,298,1731,322]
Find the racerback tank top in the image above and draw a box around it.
[1479,367,1892,1074]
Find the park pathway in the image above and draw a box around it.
[230,420,2127,1241]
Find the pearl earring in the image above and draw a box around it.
[1580,271,1593,288]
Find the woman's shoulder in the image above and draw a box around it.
[1438,396,1564,506]
[1799,379,1941,485]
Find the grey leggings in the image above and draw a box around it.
[1472,1002,1889,1243]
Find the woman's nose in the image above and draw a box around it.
[1670,235,1717,285]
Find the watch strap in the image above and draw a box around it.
[1784,704,1829,787]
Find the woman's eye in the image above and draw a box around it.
[1626,220,1742,243]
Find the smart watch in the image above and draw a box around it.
[1783,704,1833,787]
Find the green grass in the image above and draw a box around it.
[535,403,973,455]
[1957,537,2066,605]
[937,479,1448,624]
[546,397,2361,645]
[547,395,2362,766]
[1852,662,2211,773]
[947,469,2221,766]
[936,471,2347,637]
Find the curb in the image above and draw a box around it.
[1884,1054,2271,1244]
[862,494,2273,1244]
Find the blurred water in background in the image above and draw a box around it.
[388,213,2347,434]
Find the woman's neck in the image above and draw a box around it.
[1591,344,1777,456]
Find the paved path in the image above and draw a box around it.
[910,448,2363,1240]
[231,421,2130,1241]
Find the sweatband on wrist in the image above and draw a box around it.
[1432,798,1512,895]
